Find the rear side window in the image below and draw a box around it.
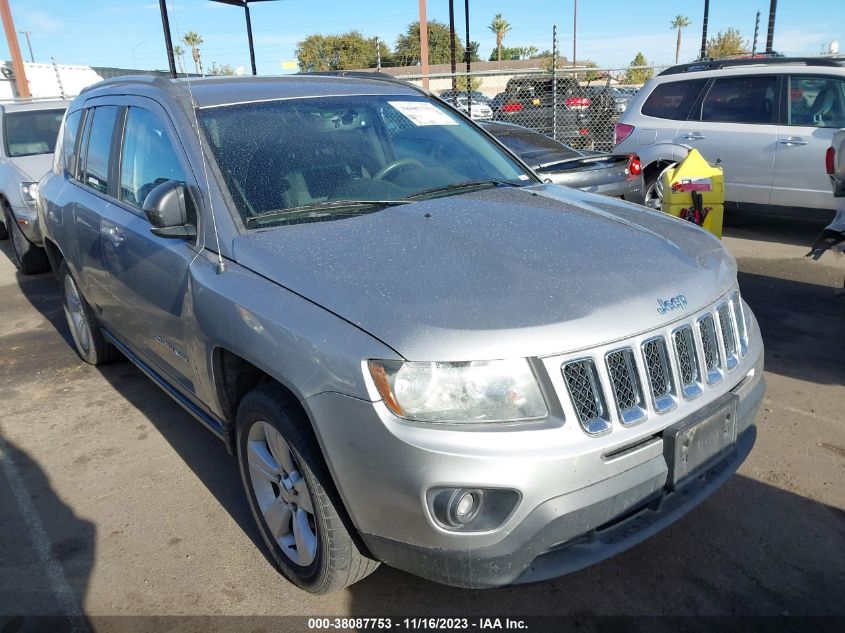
[700,75,778,124]
[641,79,707,120]
[119,107,187,211]
[61,110,83,178]
[640,79,707,121]
[81,106,118,194]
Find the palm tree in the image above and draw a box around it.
[670,15,692,64]
[173,45,186,75]
[182,31,204,75]
[488,13,511,62]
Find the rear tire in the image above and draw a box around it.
[5,206,48,274]
[236,383,378,594]
[642,163,676,211]
[59,260,117,365]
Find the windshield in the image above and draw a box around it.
[198,94,532,226]
[3,109,65,158]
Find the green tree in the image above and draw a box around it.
[624,52,653,84]
[487,45,539,61]
[394,20,462,66]
[173,45,186,75]
[706,28,749,59]
[296,31,389,72]
[488,13,512,62]
[454,75,483,92]
[583,60,601,81]
[182,31,204,75]
[208,63,236,76]
[670,15,692,64]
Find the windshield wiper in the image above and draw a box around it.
[245,199,411,227]
[405,179,525,200]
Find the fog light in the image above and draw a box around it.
[428,486,520,532]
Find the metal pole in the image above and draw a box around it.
[51,57,65,99]
[752,11,761,57]
[448,0,457,100]
[158,0,177,78]
[572,0,577,67]
[699,0,709,60]
[0,0,29,97]
[464,0,471,118]
[19,30,32,62]
[552,24,558,140]
[765,0,777,54]
[418,0,429,90]
[244,3,257,75]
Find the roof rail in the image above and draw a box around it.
[300,70,431,95]
[0,95,68,104]
[659,56,845,76]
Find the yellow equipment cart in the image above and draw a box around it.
[660,149,725,238]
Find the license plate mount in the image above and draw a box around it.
[663,395,738,490]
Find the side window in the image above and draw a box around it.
[61,110,83,178]
[82,106,118,194]
[700,75,777,124]
[119,107,187,211]
[787,75,845,128]
[641,79,707,120]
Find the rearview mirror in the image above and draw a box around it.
[142,180,197,239]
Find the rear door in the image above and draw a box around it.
[98,99,203,395]
[676,74,781,206]
[771,73,845,211]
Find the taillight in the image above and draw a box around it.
[628,155,642,177]
[565,96,591,109]
[826,146,835,175]
[614,123,635,146]
[501,103,523,113]
[579,128,589,135]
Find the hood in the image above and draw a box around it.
[233,184,735,361]
[9,153,54,182]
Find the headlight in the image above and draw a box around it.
[367,358,547,423]
[20,182,37,209]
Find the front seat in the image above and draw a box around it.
[809,88,835,124]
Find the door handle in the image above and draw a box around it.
[100,225,124,246]
[682,133,706,140]
[778,137,808,146]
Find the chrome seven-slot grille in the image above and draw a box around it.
[560,293,748,435]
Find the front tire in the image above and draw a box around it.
[5,206,48,274]
[59,260,117,365]
[236,383,378,594]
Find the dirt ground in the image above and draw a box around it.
[1,216,843,629]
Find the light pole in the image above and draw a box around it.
[132,40,146,69]
[572,0,577,67]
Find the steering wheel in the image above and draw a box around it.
[373,158,424,181]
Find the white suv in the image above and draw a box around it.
[613,57,845,219]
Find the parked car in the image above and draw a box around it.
[613,57,845,217]
[38,74,764,594]
[0,99,68,273]
[480,121,644,202]
[439,89,493,107]
[494,74,594,149]
[453,96,493,120]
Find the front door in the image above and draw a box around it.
[771,74,845,212]
[99,103,202,396]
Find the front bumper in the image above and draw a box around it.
[8,204,42,245]
[307,350,764,588]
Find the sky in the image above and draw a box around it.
[1,0,843,74]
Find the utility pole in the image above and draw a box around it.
[0,0,30,97]
[699,0,710,60]
[552,24,558,140]
[418,0,429,90]
[765,0,777,54]
[448,0,457,100]
[572,0,577,67]
[464,0,471,118]
[158,0,177,79]
[19,30,32,62]
[752,11,761,57]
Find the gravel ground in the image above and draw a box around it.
[0,217,843,629]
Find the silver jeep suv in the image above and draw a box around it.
[37,74,764,593]
[613,57,845,219]
[0,99,68,273]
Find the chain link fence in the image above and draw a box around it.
[393,66,669,152]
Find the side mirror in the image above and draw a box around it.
[142,179,197,239]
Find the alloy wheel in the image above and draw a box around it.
[63,274,91,355]
[247,421,318,567]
